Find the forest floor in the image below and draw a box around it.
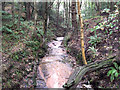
[2,21,47,88]
[2,14,120,88]
[66,16,120,88]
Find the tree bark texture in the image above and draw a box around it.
[11,2,14,25]
[63,56,117,89]
[17,2,21,30]
[71,1,78,34]
[34,1,37,33]
[57,0,60,29]
[26,2,31,20]
[43,2,48,38]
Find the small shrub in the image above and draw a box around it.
[107,62,120,82]
[88,46,98,58]
[88,35,101,47]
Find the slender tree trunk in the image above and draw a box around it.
[17,2,21,30]
[63,1,66,25]
[62,1,65,25]
[95,1,100,12]
[65,1,69,28]
[43,2,48,39]
[2,2,5,11]
[77,0,87,65]
[24,2,27,20]
[11,2,14,21]
[26,2,31,20]
[34,1,37,34]
[31,2,34,18]
[118,2,120,25]
[68,0,71,28]
[110,2,114,11]
[71,1,78,35]
[63,3,65,24]
[57,0,60,28]
[2,2,5,17]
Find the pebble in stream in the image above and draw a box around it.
[37,37,76,88]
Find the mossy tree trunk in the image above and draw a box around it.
[63,56,117,89]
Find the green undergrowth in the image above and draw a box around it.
[87,9,119,60]
[2,10,56,88]
[2,34,47,88]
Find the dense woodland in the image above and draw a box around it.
[1,0,120,89]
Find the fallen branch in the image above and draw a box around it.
[63,56,117,89]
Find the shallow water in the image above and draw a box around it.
[37,37,75,88]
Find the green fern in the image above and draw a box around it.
[88,35,101,46]
[107,62,120,82]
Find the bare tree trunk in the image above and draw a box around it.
[31,2,34,18]
[2,2,5,17]
[43,2,48,39]
[34,1,37,34]
[68,0,71,28]
[71,1,78,35]
[57,0,60,28]
[110,2,114,11]
[2,2,5,11]
[11,2,14,24]
[62,1,65,25]
[77,0,87,65]
[65,1,69,28]
[118,2,120,25]
[26,2,31,20]
[17,2,21,30]
[63,1,65,25]
[95,1,100,12]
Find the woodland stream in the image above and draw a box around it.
[36,37,76,88]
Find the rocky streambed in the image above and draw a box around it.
[36,37,76,88]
